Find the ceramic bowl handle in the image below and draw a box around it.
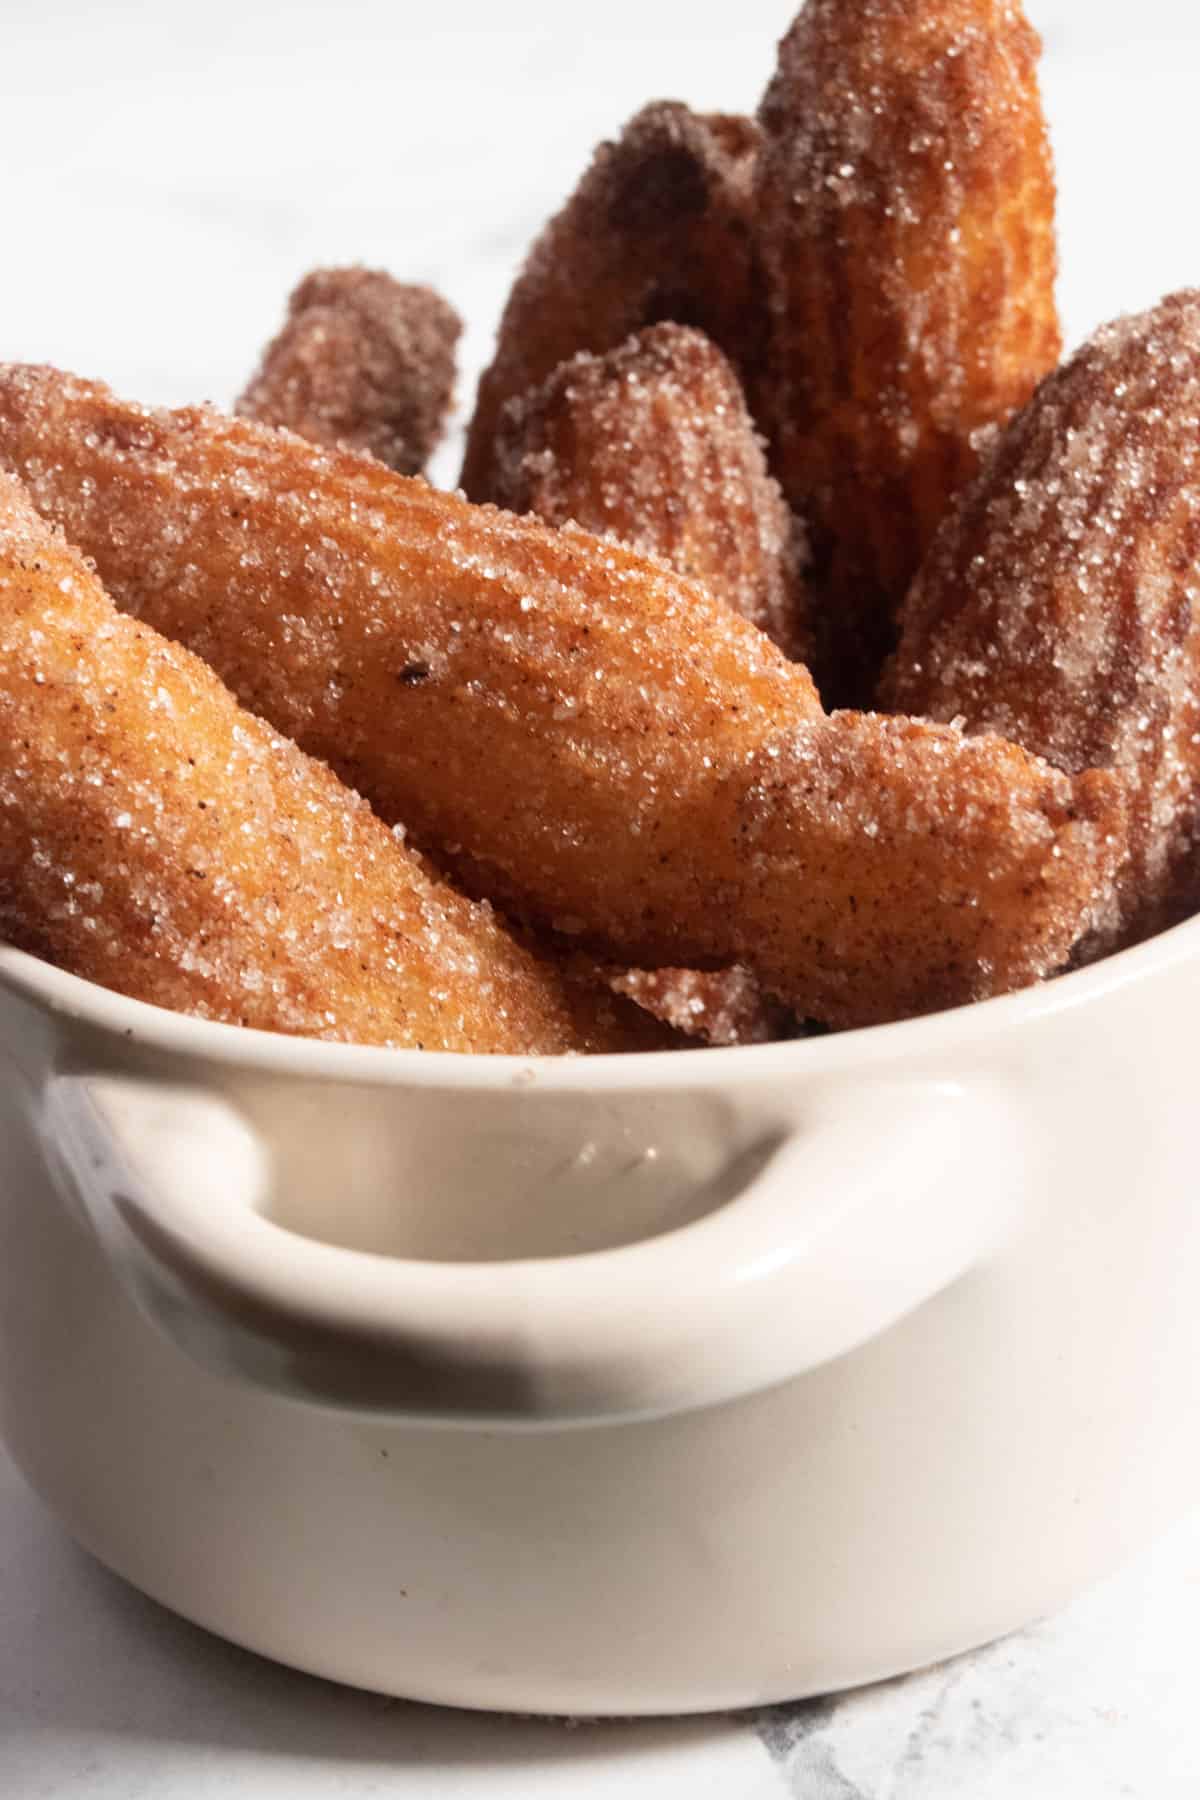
[49,1072,1019,1427]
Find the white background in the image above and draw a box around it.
[3,1,1200,1793]
[5,0,1200,456]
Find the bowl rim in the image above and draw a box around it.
[1,913,1196,1093]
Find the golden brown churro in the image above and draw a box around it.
[242,306,782,1041]
[461,103,766,501]
[490,323,810,662]
[0,368,1125,1028]
[0,470,659,1053]
[886,292,1200,943]
[238,266,461,476]
[490,321,806,1042]
[756,0,1061,704]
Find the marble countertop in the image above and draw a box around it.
[2,0,1199,1792]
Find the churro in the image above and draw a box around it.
[490,323,810,661]
[887,291,1200,943]
[0,367,1125,1028]
[756,0,1060,704]
[490,321,805,1041]
[0,469,659,1054]
[238,266,461,476]
[461,103,766,501]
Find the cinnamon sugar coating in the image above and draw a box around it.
[0,367,1125,1029]
[0,471,658,1054]
[610,966,794,1046]
[490,321,806,1041]
[490,324,811,662]
[461,103,767,501]
[756,0,1061,705]
[886,291,1200,942]
[237,266,461,476]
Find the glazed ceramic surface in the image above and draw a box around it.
[1,919,1198,1716]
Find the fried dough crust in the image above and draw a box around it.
[757,0,1060,703]
[490,322,810,661]
[0,470,658,1053]
[0,366,1124,1028]
[462,103,767,500]
[886,291,1200,943]
[238,266,461,476]
[491,323,808,1042]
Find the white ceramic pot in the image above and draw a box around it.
[0,927,1197,1715]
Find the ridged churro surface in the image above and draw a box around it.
[757,0,1060,703]
[887,292,1200,942]
[490,322,807,1040]
[462,103,766,500]
[490,323,810,661]
[238,266,461,476]
[0,368,1125,1028]
[0,470,657,1053]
